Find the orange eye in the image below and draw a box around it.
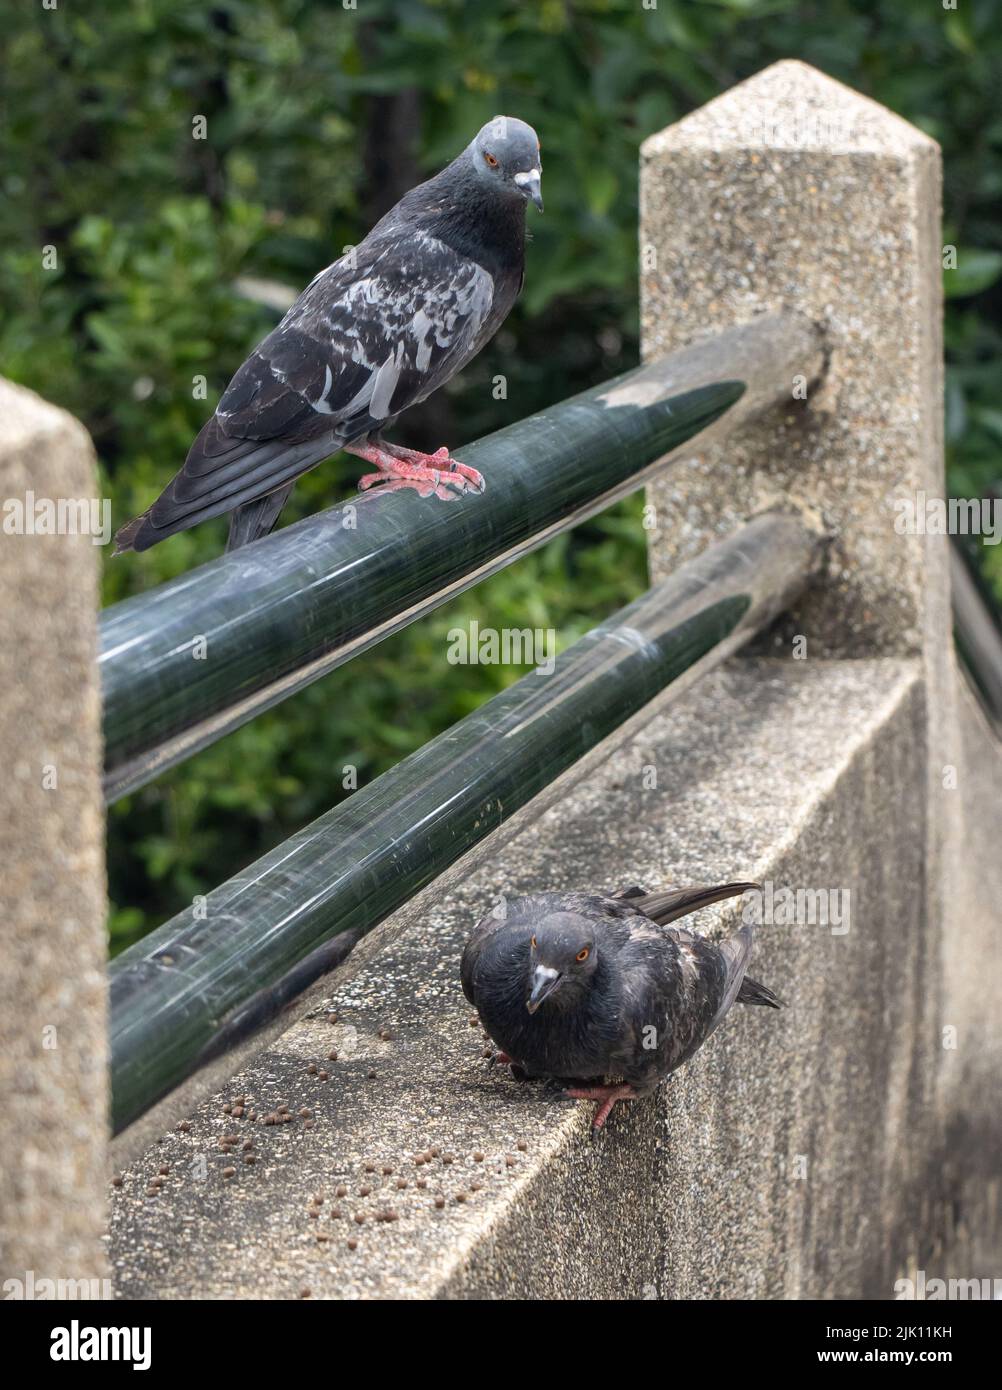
[576,947,590,962]
[484,151,498,167]
[530,935,537,948]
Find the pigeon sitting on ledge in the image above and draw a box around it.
[115,116,543,554]
[462,882,782,1131]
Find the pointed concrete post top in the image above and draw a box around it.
[642,59,939,159]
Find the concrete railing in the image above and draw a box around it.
[3,60,1000,1300]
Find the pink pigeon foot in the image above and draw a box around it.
[345,441,484,498]
[563,1082,639,1130]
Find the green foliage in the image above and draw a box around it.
[2,0,1000,950]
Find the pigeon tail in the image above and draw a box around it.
[112,511,150,555]
[226,482,295,551]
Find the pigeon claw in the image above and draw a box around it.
[348,440,485,497]
[563,1083,638,1131]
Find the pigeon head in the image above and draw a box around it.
[525,913,597,1013]
[470,116,543,212]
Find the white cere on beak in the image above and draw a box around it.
[514,168,541,188]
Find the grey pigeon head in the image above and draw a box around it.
[469,116,543,211]
[525,911,598,1013]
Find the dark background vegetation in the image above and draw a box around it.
[2,0,999,951]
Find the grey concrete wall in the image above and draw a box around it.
[109,658,958,1300]
[0,379,109,1294]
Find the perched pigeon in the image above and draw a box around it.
[462,882,782,1130]
[114,116,543,554]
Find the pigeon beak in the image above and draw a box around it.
[526,965,561,1014]
[516,168,543,213]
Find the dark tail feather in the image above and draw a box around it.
[112,511,150,555]
[226,482,295,552]
[625,881,760,925]
[737,973,784,1009]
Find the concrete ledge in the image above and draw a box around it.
[107,654,995,1300]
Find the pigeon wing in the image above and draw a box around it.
[620,882,759,925]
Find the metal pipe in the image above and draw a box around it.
[109,509,824,1140]
[100,314,823,801]
[951,545,1002,727]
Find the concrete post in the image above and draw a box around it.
[641,59,945,664]
[640,57,951,1038]
[0,379,108,1296]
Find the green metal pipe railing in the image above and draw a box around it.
[109,510,823,1140]
[100,314,823,801]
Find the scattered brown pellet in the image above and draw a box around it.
[327,1050,338,1062]
[353,1212,365,1225]
[223,1166,236,1178]
[298,1108,312,1119]
[224,1133,240,1143]
[111,1175,123,1188]
[277,1104,289,1115]
[316,1233,330,1243]
[430,1146,440,1158]
[330,1207,342,1219]
[312,1194,324,1205]
[335,1184,347,1198]
[395,1178,407,1190]
[516,1140,527,1152]
[364,1161,376,1173]
[359,1185,371,1197]
[232,1106,244,1119]
[482,1047,493,1058]
[307,1063,317,1075]
[473,1152,484,1163]
[434,1196,445,1209]
[470,1181,483,1192]
[264,1115,276,1126]
[223,1104,232,1114]
[505,1155,516,1167]
[158,1164,170,1175]
[327,1012,338,1024]
[416,1178,428,1190]
[243,1154,256,1165]
[381,1165,393,1176]
[442,1155,454,1166]
[413,1154,426,1166]
[468,1015,480,1028]
[300,1287,311,1299]
[242,1138,254,1151]
[304,1120,314,1130]
[347,1238,358,1250]
[177,1120,190,1133]
[308,1209,319,1220]
[455,1191,467,1203]
[378,1028,392,1041]
[318,1071,329,1082]
[367,1070,377,1080]
[387,1210,399,1222]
